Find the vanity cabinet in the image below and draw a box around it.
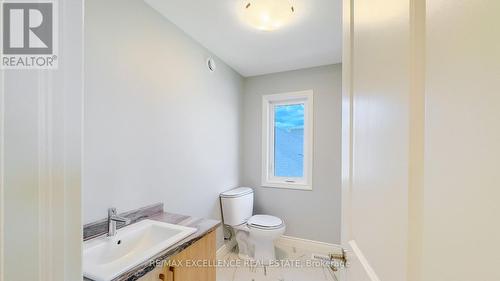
[141,230,216,281]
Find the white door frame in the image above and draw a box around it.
[340,0,353,258]
[340,0,382,279]
[0,57,5,281]
[0,1,84,280]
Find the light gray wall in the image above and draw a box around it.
[242,65,342,243]
[84,0,243,247]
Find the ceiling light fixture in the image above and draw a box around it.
[242,0,295,31]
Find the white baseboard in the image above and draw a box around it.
[276,235,343,255]
[217,234,343,259]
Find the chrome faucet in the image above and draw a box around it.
[107,208,131,237]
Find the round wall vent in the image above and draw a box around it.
[207,57,216,72]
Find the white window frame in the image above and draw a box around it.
[262,90,313,190]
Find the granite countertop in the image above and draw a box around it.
[83,204,221,281]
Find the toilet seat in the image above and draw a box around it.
[247,215,284,230]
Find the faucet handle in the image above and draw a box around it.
[108,207,117,217]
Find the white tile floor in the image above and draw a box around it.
[216,242,339,281]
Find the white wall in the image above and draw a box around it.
[422,0,500,280]
[84,0,243,247]
[242,65,342,244]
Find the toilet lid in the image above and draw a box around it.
[220,187,253,198]
[247,215,284,230]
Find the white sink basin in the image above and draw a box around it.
[83,219,197,281]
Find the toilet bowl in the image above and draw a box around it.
[220,187,286,263]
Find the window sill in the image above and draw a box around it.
[261,181,312,191]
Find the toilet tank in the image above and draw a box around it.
[220,187,254,226]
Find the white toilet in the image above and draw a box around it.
[220,187,285,263]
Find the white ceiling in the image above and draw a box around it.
[144,0,342,77]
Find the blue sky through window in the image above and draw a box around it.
[274,104,304,178]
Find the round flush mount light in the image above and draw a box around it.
[242,0,295,31]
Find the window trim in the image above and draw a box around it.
[261,90,313,190]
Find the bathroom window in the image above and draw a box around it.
[262,90,313,190]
